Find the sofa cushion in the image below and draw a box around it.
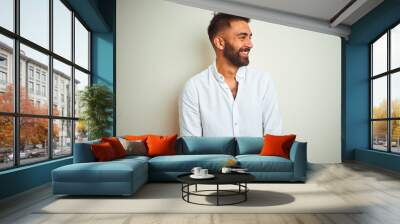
[236,155,293,172]
[119,138,148,156]
[260,134,296,159]
[147,134,178,157]
[124,135,149,141]
[179,137,236,155]
[101,137,127,158]
[91,142,118,161]
[236,137,263,155]
[148,154,235,172]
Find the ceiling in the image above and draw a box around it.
[225,0,383,26]
[168,0,384,38]
[227,0,352,25]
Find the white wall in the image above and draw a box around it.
[117,0,341,163]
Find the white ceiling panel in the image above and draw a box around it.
[167,0,384,38]
[226,0,352,21]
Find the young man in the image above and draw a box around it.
[179,13,282,137]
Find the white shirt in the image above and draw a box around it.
[179,62,282,137]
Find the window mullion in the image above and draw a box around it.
[13,0,20,167]
[370,45,373,149]
[88,31,91,75]
[388,30,391,153]
[71,10,76,155]
[48,0,54,160]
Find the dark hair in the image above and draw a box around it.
[207,13,250,46]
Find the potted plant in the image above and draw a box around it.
[79,84,113,140]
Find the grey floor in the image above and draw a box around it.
[1,162,400,224]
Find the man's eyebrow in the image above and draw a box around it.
[237,32,253,37]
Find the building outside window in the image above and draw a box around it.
[0,54,7,90]
[0,54,7,67]
[41,73,46,83]
[0,71,7,93]
[0,71,6,84]
[54,88,58,103]
[42,85,46,97]
[28,81,34,94]
[35,70,40,81]
[28,66,34,80]
[35,83,40,95]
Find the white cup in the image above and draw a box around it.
[191,167,202,176]
[200,169,208,176]
[221,167,232,174]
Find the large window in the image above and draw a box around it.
[0,0,91,171]
[371,22,400,153]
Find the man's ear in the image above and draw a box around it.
[213,36,225,50]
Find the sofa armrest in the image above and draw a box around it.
[289,141,307,181]
[73,140,100,163]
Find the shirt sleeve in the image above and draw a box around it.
[261,75,283,135]
[179,79,202,137]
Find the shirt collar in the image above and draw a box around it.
[212,61,246,83]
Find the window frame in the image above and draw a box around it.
[370,20,400,154]
[0,0,92,171]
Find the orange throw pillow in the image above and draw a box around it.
[124,135,149,141]
[260,134,296,159]
[146,134,177,157]
[101,137,127,158]
[91,142,117,161]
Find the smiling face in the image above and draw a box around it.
[215,20,253,67]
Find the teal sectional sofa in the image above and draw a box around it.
[52,137,307,196]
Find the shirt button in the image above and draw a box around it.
[234,122,238,126]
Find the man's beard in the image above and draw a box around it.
[223,41,250,67]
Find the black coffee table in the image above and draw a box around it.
[177,172,255,206]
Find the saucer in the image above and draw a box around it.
[190,174,215,179]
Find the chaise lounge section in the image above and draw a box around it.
[52,140,149,195]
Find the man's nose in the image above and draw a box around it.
[246,39,253,49]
